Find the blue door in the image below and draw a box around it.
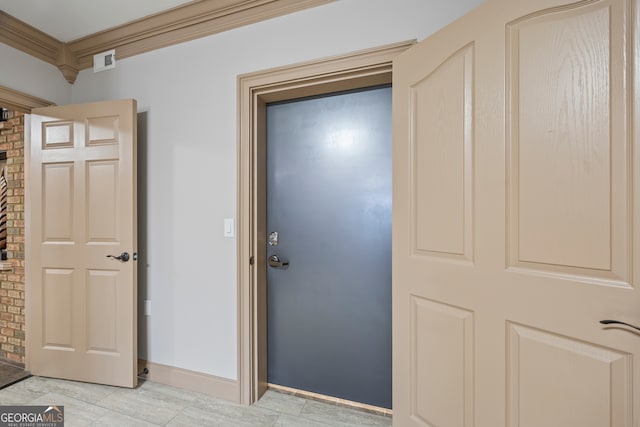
[266,86,392,408]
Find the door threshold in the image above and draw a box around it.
[267,383,392,417]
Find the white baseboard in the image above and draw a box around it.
[137,359,239,403]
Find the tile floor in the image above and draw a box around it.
[0,360,30,388]
[0,376,392,426]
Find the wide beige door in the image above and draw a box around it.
[27,99,138,388]
[393,0,639,425]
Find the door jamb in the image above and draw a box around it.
[237,40,414,405]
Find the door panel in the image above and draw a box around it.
[507,0,630,281]
[28,99,137,388]
[507,323,631,427]
[412,43,474,261]
[410,297,474,427]
[393,0,639,425]
[266,87,392,408]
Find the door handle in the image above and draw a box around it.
[268,255,289,269]
[600,319,640,332]
[107,252,130,262]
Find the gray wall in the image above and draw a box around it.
[3,0,484,380]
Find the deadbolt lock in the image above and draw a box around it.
[268,231,279,247]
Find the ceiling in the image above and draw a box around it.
[0,0,331,84]
[0,0,196,42]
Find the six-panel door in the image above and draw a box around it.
[27,99,138,388]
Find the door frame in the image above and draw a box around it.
[1,84,55,371]
[237,40,413,405]
[0,84,54,114]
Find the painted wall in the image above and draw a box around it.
[0,43,71,106]
[70,0,484,380]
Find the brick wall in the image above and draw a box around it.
[0,110,25,365]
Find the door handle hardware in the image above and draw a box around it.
[268,255,289,269]
[268,231,279,247]
[600,319,640,332]
[107,252,130,262]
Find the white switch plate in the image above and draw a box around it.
[144,300,151,316]
[224,218,234,238]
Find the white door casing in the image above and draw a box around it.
[393,0,640,426]
[27,99,138,388]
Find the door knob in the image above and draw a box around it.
[600,319,640,332]
[107,252,130,262]
[268,255,289,269]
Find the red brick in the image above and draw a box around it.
[0,109,25,362]
[7,353,21,363]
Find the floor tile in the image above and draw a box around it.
[183,395,279,427]
[30,392,110,427]
[274,413,333,427]
[167,404,277,427]
[96,383,191,425]
[255,390,307,416]
[26,376,120,404]
[91,409,161,427]
[135,379,203,403]
[0,377,47,404]
[0,376,394,427]
[301,400,392,427]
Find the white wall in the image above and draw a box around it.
[0,43,71,106]
[70,0,484,380]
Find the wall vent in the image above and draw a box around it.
[93,50,116,73]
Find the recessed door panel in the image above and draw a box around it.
[266,86,392,408]
[508,323,631,427]
[42,163,74,242]
[43,121,73,149]
[42,268,75,350]
[87,116,119,146]
[86,270,119,354]
[86,160,119,242]
[507,0,631,284]
[410,296,474,427]
[412,44,474,261]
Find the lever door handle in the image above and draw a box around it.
[268,255,289,269]
[600,319,640,332]
[107,252,130,262]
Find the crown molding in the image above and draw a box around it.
[0,11,61,64]
[68,0,335,70]
[0,11,78,84]
[0,84,55,113]
[0,0,334,85]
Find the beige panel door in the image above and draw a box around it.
[393,0,639,426]
[27,99,137,388]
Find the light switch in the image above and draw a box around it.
[224,218,234,238]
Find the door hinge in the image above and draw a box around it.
[249,256,254,265]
